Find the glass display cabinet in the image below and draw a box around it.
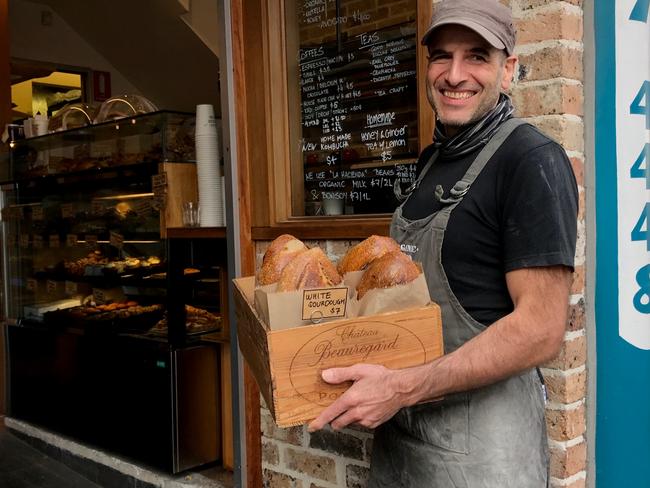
[0,111,230,474]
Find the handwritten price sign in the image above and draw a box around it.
[110,231,124,249]
[301,287,348,321]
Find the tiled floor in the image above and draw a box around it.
[0,418,100,488]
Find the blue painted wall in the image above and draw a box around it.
[594,0,650,486]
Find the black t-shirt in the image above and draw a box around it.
[402,123,578,326]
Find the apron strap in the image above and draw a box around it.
[434,118,526,229]
[394,148,440,202]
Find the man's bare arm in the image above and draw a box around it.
[308,265,572,431]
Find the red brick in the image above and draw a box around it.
[544,369,587,403]
[544,335,587,370]
[570,156,584,188]
[346,464,371,488]
[518,46,583,82]
[567,297,586,332]
[512,82,583,117]
[262,410,305,446]
[577,186,586,221]
[263,468,303,488]
[518,0,583,9]
[529,115,584,152]
[263,439,280,465]
[516,10,583,44]
[285,447,337,483]
[550,441,587,478]
[571,264,585,295]
[545,404,586,441]
[309,429,364,460]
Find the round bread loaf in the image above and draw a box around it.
[338,235,401,274]
[258,234,308,285]
[277,247,342,291]
[356,250,421,299]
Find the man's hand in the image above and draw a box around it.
[308,364,410,432]
[308,265,571,433]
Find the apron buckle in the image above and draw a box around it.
[435,182,471,204]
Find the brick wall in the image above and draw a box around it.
[258,1,588,487]
[511,2,588,487]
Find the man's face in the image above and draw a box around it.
[426,25,517,134]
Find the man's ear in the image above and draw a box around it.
[501,55,518,90]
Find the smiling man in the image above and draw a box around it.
[308,1,579,487]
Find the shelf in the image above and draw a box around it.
[200,329,230,344]
[166,227,227,239]
[0,160,160,186]
[8,111,196,186]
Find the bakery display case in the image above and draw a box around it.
[8,110,195,179]
[0,111,229,474]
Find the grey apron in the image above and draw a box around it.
[369,119,549,487]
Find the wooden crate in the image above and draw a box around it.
[233,276,444,427]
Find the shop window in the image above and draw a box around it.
[289,0,425,217]
[241,0,432,229]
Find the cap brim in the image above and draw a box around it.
[421,18,506,52]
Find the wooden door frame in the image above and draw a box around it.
[0,0,11,417]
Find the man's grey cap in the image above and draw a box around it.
[421,0,516,55]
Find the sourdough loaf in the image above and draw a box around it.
[356,250,421,299]
[277,247,342,292]
[337,235,401,275]
[258,234,308,285]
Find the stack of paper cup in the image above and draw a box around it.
[33,114,49,136]
[195,104,225,227]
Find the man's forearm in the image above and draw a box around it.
[394,312,560,405]
[308,266,571,431]
[394,267,570,407]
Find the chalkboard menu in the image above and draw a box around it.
[291,0,419,216]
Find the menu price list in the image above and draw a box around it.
[305,163,417,215]
[296,3,419,215]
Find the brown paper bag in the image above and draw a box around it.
[254,284,350,330]
[343,271,431,316]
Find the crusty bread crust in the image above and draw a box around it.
[356,250,421,299]
[277,247,342,291]
[337,235,401,274]
[258,234,308,285]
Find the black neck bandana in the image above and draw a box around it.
[432,93,515,159]
[394,94,515,202]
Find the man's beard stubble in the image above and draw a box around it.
[426,84,501,131]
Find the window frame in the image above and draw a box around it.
[241,0,434,239]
